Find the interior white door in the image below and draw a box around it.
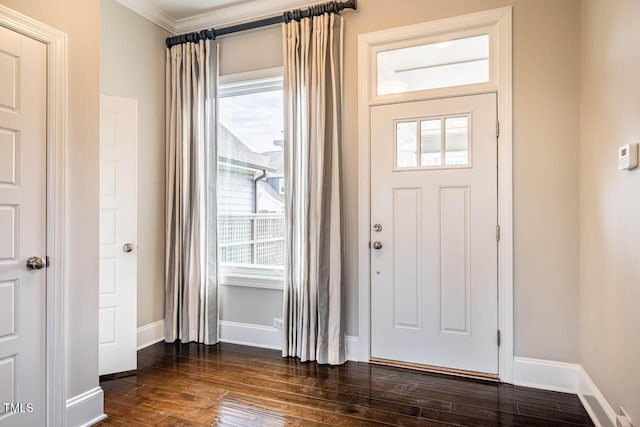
[0,25,47,426]
[99,94,138,376]
[370,93,498,375]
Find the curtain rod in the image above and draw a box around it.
[166,0,357,48]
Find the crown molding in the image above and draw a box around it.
[113,0,341,37]
[113,0,177,33]
[174,0,320,34]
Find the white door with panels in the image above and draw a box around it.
[0,25,47,426]
[99,94,138,376]
[370,93,499,375]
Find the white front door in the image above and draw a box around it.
[0,25,47,425]
[370,93,499,375]
[99,94,138,376]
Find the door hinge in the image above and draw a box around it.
[496,225,501,242]
[368,241,371,249]
[497,330,501,346]
[46,256,50,268]
[496,120,500,138]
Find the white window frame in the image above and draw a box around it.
[218,66,285,290]
[357,7,514,383]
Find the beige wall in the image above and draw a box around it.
[579,0,640,421]
[218,0,582,362]
[219,26,283,75]
[0,0,101,398]
[342,0,581,362]
[100,0,170,327]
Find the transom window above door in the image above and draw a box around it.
[377,34,489,96]
[395,114,471,169]
[372,31,496,101]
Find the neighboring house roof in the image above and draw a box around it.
[257,180,284,204]
[219,125,275,172]
[262,150,284,175]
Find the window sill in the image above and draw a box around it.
[219,267,284,291]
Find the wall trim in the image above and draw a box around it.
[346,336,359,362]
[219,320,282,350]
[113,0,176,33]
[578,366,616,427]
[0,5,69,427]
[513,357,579,394]
[112,0,339,35]
[218,321,359,361]
[512,358,616,427]
[65,387,106,427]
[137,320,165,350]
[357,7,514,383]
[174,0,319,33]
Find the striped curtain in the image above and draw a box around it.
[282,12,346,365]
[165,39,219,345]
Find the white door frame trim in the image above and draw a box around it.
[0,5,69,425]
[357,7,514,382]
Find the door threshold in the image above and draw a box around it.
[369,357,499,382]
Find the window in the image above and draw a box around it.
[218,75,285,278]
[395,114,470,169]
[377,34,490,96]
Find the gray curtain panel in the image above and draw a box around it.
[282,13,346,365]
[165,39,219,345]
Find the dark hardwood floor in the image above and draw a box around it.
[98,342,593,426]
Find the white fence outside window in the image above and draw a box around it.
[218,214,285,267]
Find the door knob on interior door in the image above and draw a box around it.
[372,241,383,250]
[26,256,46,270]
[122,243,134,253]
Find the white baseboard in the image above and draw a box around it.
[219,320,282,350]
[512,357,618,427]
[346,335,359,362]
[66,386,106,427]
[578,366,616,427]
[513,356,579,393]
[218,320,359,362]
[137,319,165,350]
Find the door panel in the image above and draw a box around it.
[392,187,421,329]
[99,94,138,376]
[0,25,47,426]
[370,93,498,375]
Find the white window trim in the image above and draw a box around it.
[0,4,70,425]
[357,7,514,383]
[219,265,284,290]
[218,67,286,290]
[219,66,284,86]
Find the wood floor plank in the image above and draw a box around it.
[100,342,593,427]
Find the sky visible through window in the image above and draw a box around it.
[219,89,284,153]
